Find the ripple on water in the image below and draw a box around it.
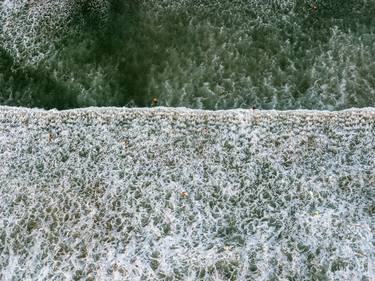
[0,0,375,109]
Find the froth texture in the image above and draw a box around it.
[1,1,375,109]
[0,107,374,280]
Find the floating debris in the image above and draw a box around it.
[151,97,158,107]
[180,191,188,198]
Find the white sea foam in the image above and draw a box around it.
[0,106,374,280]
[0,0,110,66]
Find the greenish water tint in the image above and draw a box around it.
[1,0,375,110]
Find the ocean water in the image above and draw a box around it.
[1,2,374,280]
[1,0,375,110]
[0,107,374,280]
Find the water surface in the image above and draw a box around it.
[1,0,374,109]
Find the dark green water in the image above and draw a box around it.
[1,0,375,110]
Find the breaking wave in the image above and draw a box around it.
[0,107,374,280]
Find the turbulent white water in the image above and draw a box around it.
[0,106,374,280]
[0,1,374,279]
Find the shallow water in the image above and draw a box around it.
[1,0,375,109]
